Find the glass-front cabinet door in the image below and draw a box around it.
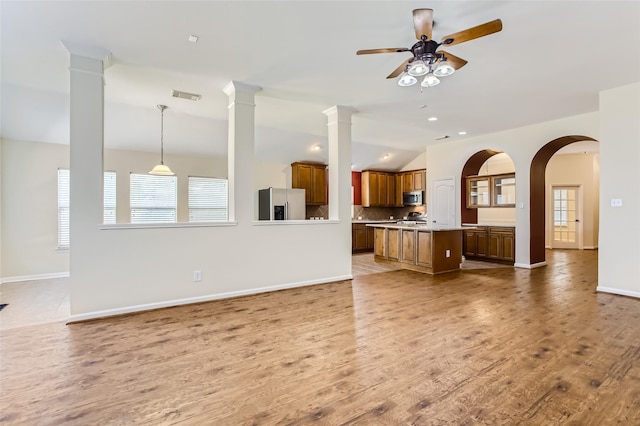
[492,174,516,207]
[467,177,491,208]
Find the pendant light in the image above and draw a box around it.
[149,104,175,176]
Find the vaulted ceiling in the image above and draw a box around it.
[2,1,638,170]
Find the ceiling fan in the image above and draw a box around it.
[357,9,502,88]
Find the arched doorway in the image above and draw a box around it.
[461,149,502,225]
[530,135,598,265]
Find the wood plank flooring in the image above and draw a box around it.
[2,249,639,425]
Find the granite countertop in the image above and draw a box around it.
[462,223,516,227]
[366,222,469,231]
[352,219,397,224]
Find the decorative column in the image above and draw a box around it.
[63,41,111,298]
[223,81,261,223]
[323,105,356,222]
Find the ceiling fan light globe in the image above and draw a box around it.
[408,60,429,76]
[398,73,418,87]
[421,73,440,87]
[433,60,455,77]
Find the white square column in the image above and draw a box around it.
[223,81,261,223]
[323,106,356,222]
[63,42,111,314]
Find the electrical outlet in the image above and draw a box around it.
[193,270,202,282]
[445,249,451,258]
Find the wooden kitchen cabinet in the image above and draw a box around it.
[467,177,491,208]
[361,170,396,207]
[291,162,327,205]
[463,226,514,264]
[352,223,376,253]
[401,169,426,193]
[487,227,515,261]
[466,173,516,208]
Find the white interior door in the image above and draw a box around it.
[551,185,581,249]
[432,178,455,226]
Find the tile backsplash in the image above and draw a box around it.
[353,205,426,221]
[306,204,426,220]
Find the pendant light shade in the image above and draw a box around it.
[149,104,175,176]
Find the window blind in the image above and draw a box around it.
[130,173,177,223]
[57,169,117,248]
[188,176,228,222]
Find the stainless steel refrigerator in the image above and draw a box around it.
[258,188,306,220]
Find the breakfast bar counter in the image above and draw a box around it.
[366,223,470,274]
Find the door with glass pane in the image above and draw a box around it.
[552,186,580,249]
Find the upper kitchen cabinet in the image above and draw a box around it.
[466,176,491,208]
[291,162,327,205]
[492,174,516,207]
[466,173,516,208]
[402,169,426,192]
[361,170,396,207]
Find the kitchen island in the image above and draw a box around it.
[366,223,469,274]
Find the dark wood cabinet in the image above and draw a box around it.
[361,170,396,207]
[463,226,514,264]
[352,223,377,253]
[291,162,327,205]
[362,169,426,207]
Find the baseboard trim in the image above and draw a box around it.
[596,286,640,299]
[67,274,354,323]
[514,261,547,269]
[583,246,598,250]
[1,272,70,284]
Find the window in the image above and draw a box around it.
[188,176,228,222]
[130,173,177,223]
[57,169,117,248]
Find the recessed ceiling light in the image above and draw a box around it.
[188,35,199,43]
[312,144,322,151]
[458,131,467,135]
[382,154,390,160]
[428,116,438,121]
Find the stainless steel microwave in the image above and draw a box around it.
[402,191,424,206]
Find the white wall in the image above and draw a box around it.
[545,153,600,248]
[426,111,600,267]
[401,152,427,171]
[0,139,290,280]
[598,82,640,297]
[1,139,70,280]
[65,74,352,320]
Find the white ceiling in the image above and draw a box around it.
[2,1,638,171]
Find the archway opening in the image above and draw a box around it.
[530,135,598,265]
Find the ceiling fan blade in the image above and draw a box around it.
[436,50,468,70]
[386,58,412,79]
[440,19,503,47]
[356,48,409,55]
[413,8,433,40]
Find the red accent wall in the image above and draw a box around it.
[352,171,362,205]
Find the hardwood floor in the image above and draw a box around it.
[2,250,639,425]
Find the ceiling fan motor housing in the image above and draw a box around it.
[411,39,443,63]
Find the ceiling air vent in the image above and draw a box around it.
[171,90,201,101]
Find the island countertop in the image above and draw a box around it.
[369,223,465,274]
[366,222,473,232]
